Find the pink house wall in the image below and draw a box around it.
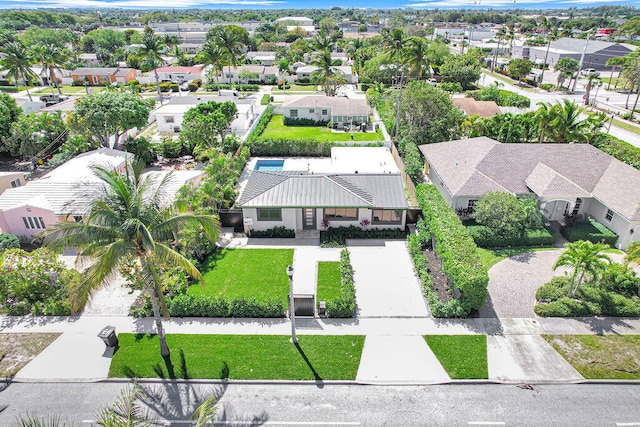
[0,205,58,238]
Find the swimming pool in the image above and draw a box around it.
[254,159,284,171]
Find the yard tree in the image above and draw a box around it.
[508,58,533,83]
[134,27,166,102]
[310,50,344,96]
[43,164,220,357]
[553,240,613,297]
[392,80,464,144]
[0,93,22,144]
[181,100,238,152]
[606,56,626,90]
[381,27,406,86]
[403,37,430,80]
[548,99,589,143]
[6,111,68,159]
[439,52,481,89]
[520,195,544,229]
[617,16,640,40]
[625,241,640,267]
[71,91,151,149]
[473,191,527,238]
[0,41,37,101]
[555,57,579,89]
[196,39,229,86]
[207,25,249,86]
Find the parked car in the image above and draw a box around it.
[580,68,600,78]
[39,94,68,106]
[427,78,438,86]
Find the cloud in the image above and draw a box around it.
[0,0,285,8]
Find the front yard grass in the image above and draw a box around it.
[188,249,293,305]
[477,247,558,270]
[317,261,341,302]
[260,115,382,142]
[109,334,365,380]
[424,335,488,379]
[0,333,61,377]
[543,334,640,379]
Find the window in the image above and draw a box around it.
[572,198,582,215]
[605,209,614,222]
[10,179,21,188]
[257,208,282,221]
[321,109,328,115]
[324,208,358,220]
[165,116,175,124]
[309,108,315,113]
[22,216,45,229]
[372,210,402,224]
[290,109,298,118]
[467,199,478,211]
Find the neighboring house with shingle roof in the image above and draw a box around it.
[281,96,371,129]
[452,98,501,119]
[237,147,408,233]
[419,137,640,249]
[70,67,138,85]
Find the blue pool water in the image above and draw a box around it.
[255,159,284,171]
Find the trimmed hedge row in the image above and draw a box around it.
[168,295,284,318]
[320,226,408,248]
[325,249,356,318]
[466,224,557,248]
[591,133,640,171]
[283,117,329,126]
[560,216,618,246]
[246,105,273,143]
[416,184,488,316]
[249,137,334,157]
[250,226,295,238]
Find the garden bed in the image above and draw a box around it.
[560,216,618,246]
[320,226,408,248]
[423,249,453,303]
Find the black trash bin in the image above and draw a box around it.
[98,326,118,347]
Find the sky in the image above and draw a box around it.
[0,0,639,9]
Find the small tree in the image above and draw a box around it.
[625,241,640,266]
[473,191,527,237]
[555,57,579,90]
[508,58,534,84]
[553,240,613,297]
[520,195,544,229]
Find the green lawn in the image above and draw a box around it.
[424,335,488,379]
[109,334,365,380]
[272,84,321,93]
[613,118,640,136]
[188,249,293,305]
[543,335,640,379]
[34,86,106,95]
[317,261,341,302]
[261,115,382,142]
[477,247,558,270]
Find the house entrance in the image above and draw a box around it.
[303,208,316,230]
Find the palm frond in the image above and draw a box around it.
[153,243,203,282]
[191,395,219,427]
[96,383,154,427]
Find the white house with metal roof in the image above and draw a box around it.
[419,137,640,249]
[281,96,371,129]
[237,147,408,234]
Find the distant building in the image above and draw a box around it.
[70,68,138,86]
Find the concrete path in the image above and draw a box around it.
[292,246,341,295]
[488,335,583,382]
[356,335,449,383]
[349,241,430,318]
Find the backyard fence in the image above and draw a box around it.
[389,143,418,208]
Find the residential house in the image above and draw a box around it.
[246,51,277,66]
[419,137,640,249]
[222,65,278,84]
[0,148,133,237]
[512,38,635,70]
[0,172,28,195]
[237,147,408,234]
[452,98,502,119]
[281,96,371,129]
[79,53,100,67]
[178,43,203,54]
[152,95,257,135]
[70,68,138,86]
[153,66,204,83]
[275,16,316,34]
[296,65,357,84]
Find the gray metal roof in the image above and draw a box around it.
[550,37,634,55]
[237,171,408,209]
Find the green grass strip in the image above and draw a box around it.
[316,261,341,302]
[188,249,293,305]
[109,334,364,380]
[424,335,488,379]
[261,115,381,142]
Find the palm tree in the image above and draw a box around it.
[492,27,507,72]
[310,50,342,96]
[548,99,588,143]
[625,241,640,267]
[382,27,406,87]
[535,102,553,143]
[42,165,220,357]
[520,195,544,228]
[312,30,334,53]
[553,240,613,297]
[539,28,559,84]
[403,37,430,80]
[196,40,229,87]
[96,383,153,426]
[0,41,37,101]
[211,26,246,87]
[606,56,626,90]
[135,28,166,105]
[39,44,69,96]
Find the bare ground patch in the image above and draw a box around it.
[0,333,61,377]
[543,334,640,379]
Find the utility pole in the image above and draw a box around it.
[572,32,590,93]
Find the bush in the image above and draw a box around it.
[260,94,270,105]
[466,223,557,248]
[156,137,183,159]
[283,117,329,126]
[0,234,20,251]
[438,82,463,93]
[540,83,554,91]
[246,106,273,143]
[159,82,172,92]
[416,184,488,316]
[249,137,334,157]
[320,226,408,248]
[469,87,530,108]
[167,294,284,318]
[0,86,19,93]
[250,226,295,238]
[187,82,198,92]
[560,216,618,246]
[591,133,640,171]
[325,249,356,318]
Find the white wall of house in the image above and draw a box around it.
[242,208,297,233]
[585,198,632,249]
[283,107,331,122]
[156,113,184,133]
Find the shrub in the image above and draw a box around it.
[591,133,640,171]
[600,263,640,297]
[416,184,488,316]
[187,81,198,92]
[560,216,618,246]
[245,106,273,143]
[156,137,183,159]
[473,192,526,237]
[283,117,329,126]
[438,82,463,93]
[320,226,408,248]
[159,82,172,92]
[0,234,21,251]
[466,223,557,248]
[249,137,334,157]
[0,86,19,93]
[540,83,554,91]
[250,226,295,238]
[166,294,284,318]
[325,249,356,318]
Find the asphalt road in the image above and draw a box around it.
[1,382,640,426]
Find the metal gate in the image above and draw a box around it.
[290,294,316,317]
[219,209,244,232]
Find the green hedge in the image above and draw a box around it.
[466,224,557,248]
[325,249,356,318]
[260,94,270,105]
[203,83,260,92]
[249,137,334,157]
[0,86,19,93]
[168,294,284,318]
[416,184,488,316]
[246,106,273,143]
[320,226,408,248]
[283,117,329,126]
[591,133,640,171]
[560,216,618,246]
[250,226,295,238]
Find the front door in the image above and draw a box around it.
[302,208,316,230]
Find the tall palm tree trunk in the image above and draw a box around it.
[632,85,640,121]
[148,290,170,357]
[23,76,33,102]
[571,270,586,297]
[155,69,163,106]
[540,41,551,83]
[607,65,615,90]
[51,68,62,95]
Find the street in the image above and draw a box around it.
[2,382,640,426]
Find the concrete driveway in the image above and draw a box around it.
[348,241,429,318]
